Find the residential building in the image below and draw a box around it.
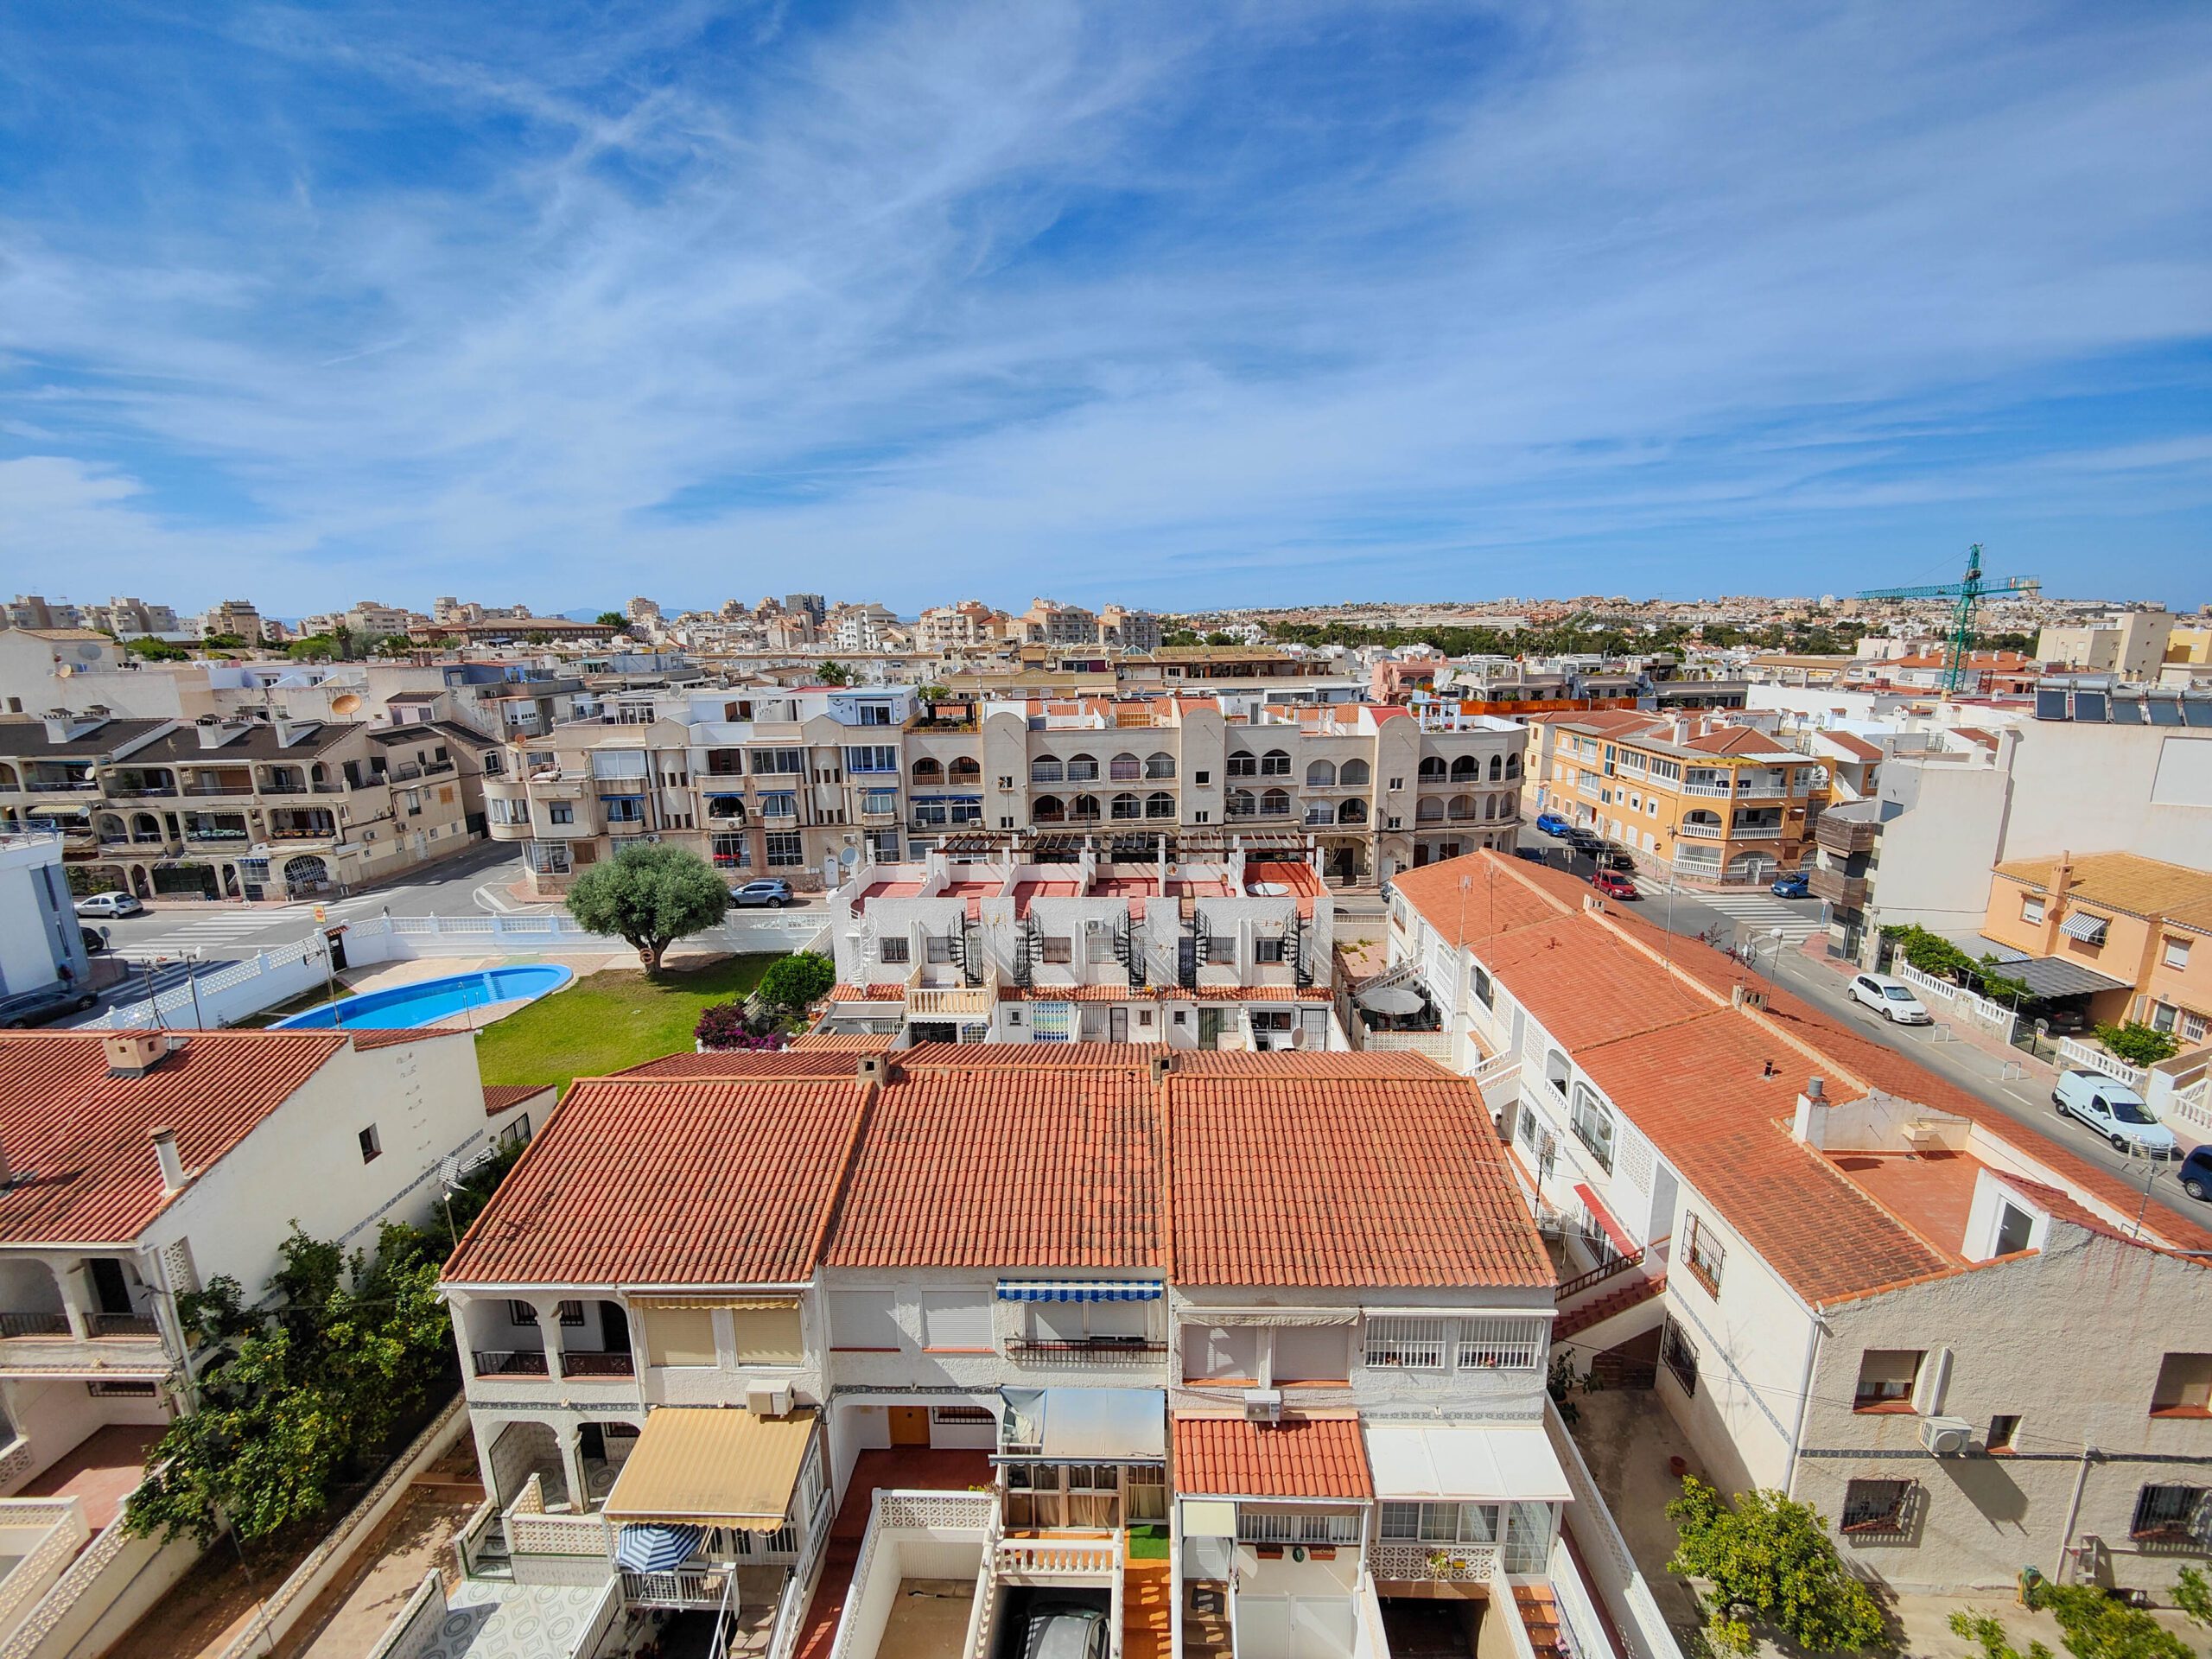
[1523,711,1832,887]
[827,603,902,653]
[80,598,180,639]
[411,615,624,646]
[0,1027,530,1502]
[625,597,662,626]
[916,600,1007,653]
[3,600,84,632]
[1098,605,1163,652]
[1980,852,2212,1046]
[0,830,90,997]
[1018,597,1100,648]
[429,1046,1659,1659]
[1389,849,2212,1595]
[2037,610,2179,679]
[200,600,267,642]
[0,630,128,717]
[341,600,417,640]
[785,593,828,626]
[815,841,1344,1049]
[1810,685,2212,963]
[0,710,476,902]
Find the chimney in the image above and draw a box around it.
[151,1128,187,1195]
[1149,1052,1172,1087]
[102,1031,172,1077]
[1790,1077,1829,1147]
[856,1053,894,1088]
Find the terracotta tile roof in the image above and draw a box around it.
[614,1051,877,1078]
[898,1043,1160,1069]
[1385,857,1573,950]
[829,983,908,1003]
[350,1027,465,1051]
[824,1067,1164,1269]
[1992,851,2212,931]
[1168,1060,1552,1289]
[0,1031,349,1245]
[1680,727,1794,757]
[786,1033,897,1052]
[482,1084,552,1115]
[1818,732,1883,762]
[1173,1415,1372,1500]
[443,1077,867,1287]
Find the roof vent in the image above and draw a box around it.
[1149,1052,1172,1086]
[1807,1075,1826,1100]
[103,1031,173,1078]
[151,1128,188,1195]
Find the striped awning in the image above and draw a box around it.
[2058,911,2109,944]
[997,1281,1163,1303]
[632,1294,799,1311]
[603,1407,817,1529]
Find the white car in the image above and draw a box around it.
[2051,1071,2180,1159]
[1847,972,1932,1025]
[74,891,143,918]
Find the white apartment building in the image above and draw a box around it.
[815,840,1343,1050]
[1389,850,2212,1596]
[0,830,91,1000]
[916,601,1007,652]
[827,604,902,652]
[1019,598,1101,647]
[422,1046,1670,1659]
[0,1027,529,1499]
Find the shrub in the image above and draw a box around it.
[758,951,836,1013]
[2095,1022,2180,1069]
[1667,1478,1886,1655]
[695,1001,787,1050]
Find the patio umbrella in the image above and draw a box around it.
[614,1522,707,1572]
[1357,986,1423,1016]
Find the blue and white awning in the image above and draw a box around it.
[2057,911,2109,944]
[997,1281,1163,1303]
[613,1522,706,1572]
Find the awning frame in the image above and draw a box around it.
[997,1281,1163,1303]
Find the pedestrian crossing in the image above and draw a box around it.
[1675,888,1827,943]
[112,893,386,960]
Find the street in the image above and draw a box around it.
[1516,842,2201,1232]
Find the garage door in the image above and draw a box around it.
[1236,1594,1356,1659]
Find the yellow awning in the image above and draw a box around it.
[630,1294,800,1312]
[603,1408,817,1529]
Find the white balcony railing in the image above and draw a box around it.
[1368,1541,1496,1582]
[1680,780,1732,798]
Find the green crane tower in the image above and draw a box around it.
[1858,545,2041,695]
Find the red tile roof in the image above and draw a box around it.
[1383,857,1573,950]
[1167,1060,1553,1289]
[1818,731,1883,762]
[1173,1415,1372,1499]
[615,1051,878,1078]
[482,1084,551,1116]
[349,1027,466,1051]
[787,1034,898,1052]
[0,1031,348,1245]
[443,1077,868,1287]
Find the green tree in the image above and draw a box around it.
[595,611,627,630]
[2174,1567,2211,1630]
[2095,1021,2180,1068]
[124,1223,452,1548]
[817,659,851,686]
[372,633,416,658]
[757,950,835,1015]
[1161,629,1201,646]
[1999,1584,2197,1659]
[1879,923,1978,982]
[524,630,552,645]
[124,636,191,661]
[1667,1478,1886,1656]
[564,842,728,975]
[1951,1611,2052,1659]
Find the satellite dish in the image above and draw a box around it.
[76,643,104,660]
[330,692,364,715]
[54,664,73,677]
[838,846,861,869]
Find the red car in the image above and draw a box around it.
[1592,870,1639,900]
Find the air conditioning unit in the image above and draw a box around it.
[747,1382,794,1419]
[1243,1389,1283,1425]
[1918,1415,1972,1457]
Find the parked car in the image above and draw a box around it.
[2051,1071,2180,1159]
[74,890,143,918]
[1847,972,1932,1025]
[80,926,108,954]
[1565,830,1605,855]
[1593,848,1637,873]
[1513,847,1548,863]
[0,982,99,1028]
[2178,1147,2212,1202]
[1535,812,1572,837]
[1591,870,1639,899]
[1020,1603,1110,1659]
[1770,870,1812,899]
[728,877,794,908]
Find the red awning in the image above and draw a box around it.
[1572,1184,1637,1258]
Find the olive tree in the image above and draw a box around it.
[564,843,728,976]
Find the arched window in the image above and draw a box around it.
[1489,753,1504,781]
[1418,756,1446,782]
[1228,790,1255,818]
[1031,757,1064,784]
[1227,751,1257,779]
[912,757,943,785]
[1261,749,1290,777]
[1110,793,1141,820]
[1110,752,1142,782]
[1447,794,1475,821]
[1144,791,1175,819]
[1338,798,1369,825]
[1339,758,1370,786]
[1033,795,1065,823]
[1505,753,1522,779]
[1416,797,1445,823]
[1065,753,1099,782]
[1070,794,1101,821]
[1450,754,1478,781]
[1484,795,1499,821]
[1306,760,1337,787]
[1144,752,1175,779]
[1257,788,1287,817]
[950,757,981,784]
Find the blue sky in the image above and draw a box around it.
[2,2,2208,616]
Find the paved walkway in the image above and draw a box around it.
[792,1449,993,1659]
[281,1492,478,1659]
[16,1424,161,1530]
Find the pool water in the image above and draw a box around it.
[272,964,573,1030]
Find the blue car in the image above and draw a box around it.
[2180,1147,2212,1204]
[1770,871,1811,899]
[1535,812,1572,837]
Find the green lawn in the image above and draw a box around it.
[473,955,775,1095]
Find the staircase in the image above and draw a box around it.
[1555,1272,1666,1342]
[1122,1557,1171,1659]
[1512,1582,1565,1659]
[1183,1583,1233,1659]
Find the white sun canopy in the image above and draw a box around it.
[1362,1424,1573,1503]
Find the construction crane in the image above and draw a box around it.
[1858,544,2040,695]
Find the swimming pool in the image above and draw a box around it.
[271,964,574,1030]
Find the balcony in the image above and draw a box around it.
[26,777,99,794]
[1367,1541,1496,1583]
[472,1349,550,1378]
[89,1312,157,1338]
[1808,866,1868,906]
[1680,780,1733,798]
[1004,1336,1167,1367]
[558,1350,636,1379]
[1675,821,1726,840]
[0,1313,69,1338]
[1815,815,1878,856]
[1727,821,1785,841]
[907,985,994,1018]
[181,780,253,798]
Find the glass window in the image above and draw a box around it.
[766,832,804,867]
[1364,1317,1448,1370]
[1661,1318,1698,1396]
[1853,1348,1923,1408]
[880,938,910,963]
[1568,1083,1614,1172]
